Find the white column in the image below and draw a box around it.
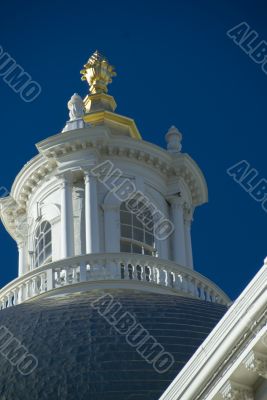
[73,186,85,255]
[84,171,100,253]
[103,204,120,252]
[170,197,186,266]
[29,251,34,270]
[60,173,74,258]
[18,241,26,276]
[185,216,194,269]
[156,233,169,260]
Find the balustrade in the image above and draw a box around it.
[0,253,229,310]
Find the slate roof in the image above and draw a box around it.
[0,289,227,400]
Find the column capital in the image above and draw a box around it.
[243,350,267,379]
[56,171,73,187]
[220,380,254,400]
[83,169,98,183]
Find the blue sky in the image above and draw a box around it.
[0,0,266,299]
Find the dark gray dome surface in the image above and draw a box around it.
[0,289,227,400]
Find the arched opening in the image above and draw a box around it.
[34,221,52,268]
[120,201,156,256]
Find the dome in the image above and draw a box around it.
[0,51,230,400]
[0,289,227,400]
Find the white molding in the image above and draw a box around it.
[8,127,208,214]
[159,261,267,400]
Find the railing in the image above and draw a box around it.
[0,253,230,309]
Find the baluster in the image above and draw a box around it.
[145,266,150,282]
[209,291,216,302]
[32,277,38,296]
[13,288,18,305]
[131,264,137,280]
[136,265,142,281]
[54,268,61,287]
[199,283,206,300]
[128,264,133,280]
[64,267,71,285]
[193,280,199,297]
[62,268,68,285]
[44,269,52,291]
[181,274,189,293]
[2,297,7,309]
[123,263,130,280]
[25,281,31,300]
[151,266,158,284]
[165,271,171,287]
[167,272,174,288]
[174,274,182,290]
[140,265,144,281]
[193,281,199,298]
[72,265,78,284]
[159,269,166,286]
[205,288,211,302]
[79,261,87,282]
[191,278,197,296]
[17,284,24,304]
[120,263,125,280]
[7,292,13,307]
[188,277,196,296]
[40,273,46,293]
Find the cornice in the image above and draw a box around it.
[0,196,27,241]
[36,128,207,206]
[3,126,208,232]
[11,154,56,208]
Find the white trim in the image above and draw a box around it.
[160,259,267,400]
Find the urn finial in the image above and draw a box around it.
[165,125,183,153]
[81,50,116,95]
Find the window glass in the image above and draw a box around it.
[121,210,132,225]
[121,225,132,238]
[120,241,131,253]
[132,244,142,254]
[133,227,143,242]
[120,201,156,257]
[34,221,52,268]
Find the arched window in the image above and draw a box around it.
[34,221,52,268]
[120,201,156,256]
